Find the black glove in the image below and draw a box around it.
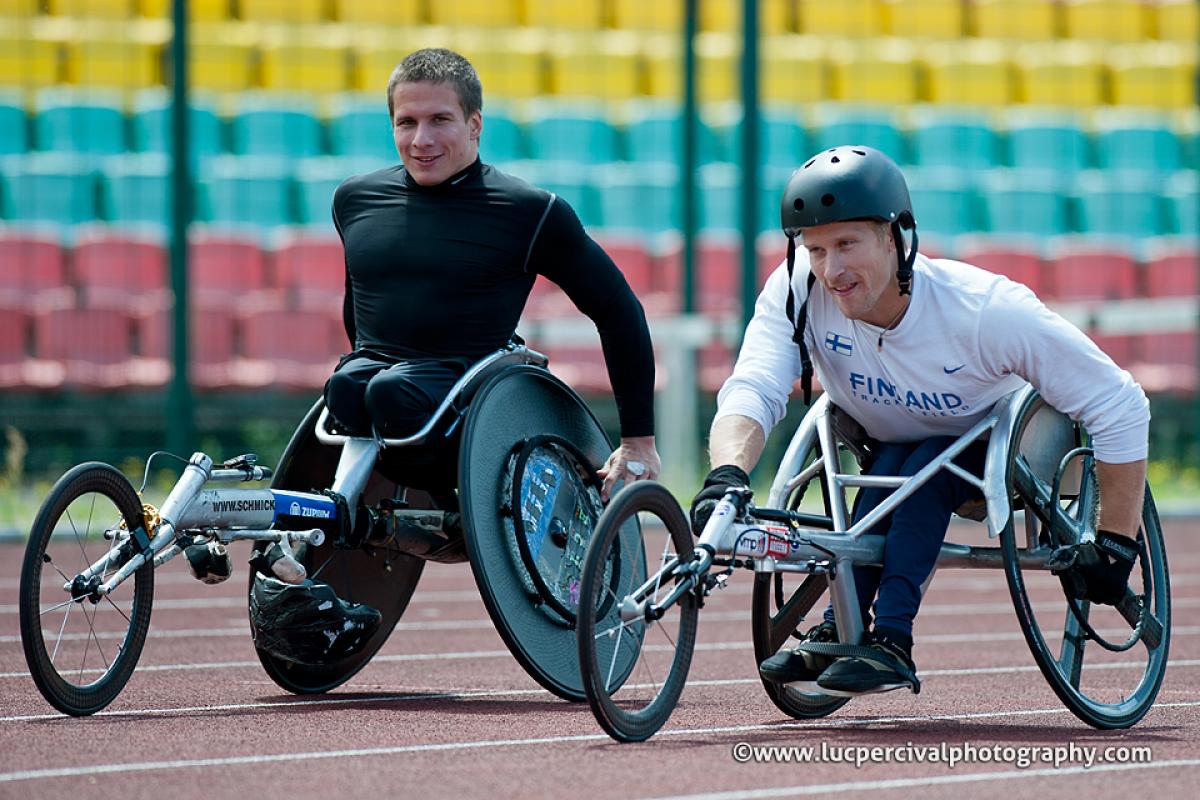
[1047,530,1139,606]
[689,465,751,535]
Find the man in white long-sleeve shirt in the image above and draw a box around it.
[692,146,1150,694]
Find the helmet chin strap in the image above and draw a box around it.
[893,220,918,296]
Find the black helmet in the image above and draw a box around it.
[780,145,918,295]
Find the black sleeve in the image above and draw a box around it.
[332,181,356,350]
[528,197,655,438]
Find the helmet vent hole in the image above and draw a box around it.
[803,158,815,168]
[830,155,840,164]
[793,198,805,211]
[821,193,835,207]
[852,149,867,156]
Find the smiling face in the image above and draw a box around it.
[390,80,481,186]
[801,219,906,327]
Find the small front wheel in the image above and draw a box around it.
[576,481,698,742]
[19,463,154,715]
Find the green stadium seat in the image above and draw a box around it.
[294,157,387,229]
[0,153,98,226]
[695,162,780,235]
[623,103,724,166]
[0,93,26,156]
[525,101,619,165]
[1165,170,1198,237]
[33,88,126,155]
[198,156,294,229]
[230,96,323,160]
[1093,111,1184,175]
[480,106,524,164]
[1073,170,1166,239]
[504,160,603,230]
[908,107,999,170]
[99,153,173,228]
[980,169,1070,237]
[594,163,679,234]
[130,91,224,164]
[808,104,905,163]
[1005,110,1091,173]
[906,167,981,239]
[327,95,398,162]
[716,108,809,173]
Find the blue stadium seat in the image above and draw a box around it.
[526,101,619,164]
[505,160,603,230]
[594,163,679,234]
[34,88,126,155]
[1005,110,1091,173]
[131,90,224,164]
[623,102,724,166]
[99,153,172,228]
[230,96,323,159]
[1165,170,1198,236]
[480,106,525,164]
[717,108,809,173]
[980,169,1070,237]
[0,153,98,226]
[808,104,905,163]
[328,94,398,162]
[0,93,26,156]
[1073,170,1167,238]
[696,162,780,234]
[906,167,982,238]
[294,157,388,228]
[908,107,1000,170]
[1093,111,1184,175]
[197,156,294,229]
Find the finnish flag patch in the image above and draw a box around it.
[824,331,854,357]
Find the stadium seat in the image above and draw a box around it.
[0,94,26,155]
[716,107,808,173]
[1132,331,1198,393]
[0,23,61,88]
[909,107,1000,169]
[0,153,99,226]
[526,0,604,29]
[428,0,520,26]
[130,91,224,163]
[1005,110,1090,173]
[260,27,352,95]
[905,167,982,239]
[524,101,620,164]
[138,305,238,389]
[293,156,365,228]
[32,306,155,389]
[808,104,905,163]
[187,22,257,93]
[623,102,724,166]
[47,0,131,17]
[507,160,603,230]
[952,237,1046,295]
[1108,42,1198,110]
[921,40,1013,106]
[1144,242,1199,298]
[612,0,789,33]
[1014,42,1105,108]
[479,106,525,163]
[0,0,40,16]
[538,345,610,393]
[331,0,421,25]
[99,153,172,228]
[1072,170,1166,238]
[1155,0,1200,44]
[1093,110,1184,175]
[452,28,547,100]
[761,35,828,105]
[327,95,396,161]
[0,227,71,308]
[972,0,1057,40]
[1061,0,1150,42]
[239,308,342,390]
[547,30,641,101]
[797,0,883,36]
[197,156,294,229]
[273,231,345,312]
[1046,241,1139,302]
[881,0,964,38]
[643,31,741,104]
[594,163,679,234]
[189,230,278,311]
[0,303,30,388]
[352,28,455,93]
[1087,332,1136,367]
[72,226,168,311]
[594,234,656,300]
[979,169,1070,238]
[34,88,126,154]
[655,233,745,314]
[828,38,919,104]
[1164,170,1198,237]
[230,96,323,159]
[238,0,324,23]
[65,21,166,89]
[694,162,778,237]
[140,0,230,20]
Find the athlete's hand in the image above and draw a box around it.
[598,435,660,501]
[689,464,751,535]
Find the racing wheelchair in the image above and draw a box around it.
[574,386,1170,742]
[19,341,632,716]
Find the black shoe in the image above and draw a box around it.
[758,620,839,684]
[816,628,920,694]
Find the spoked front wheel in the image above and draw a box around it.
[577,481,698,742]
[19,463,154,715]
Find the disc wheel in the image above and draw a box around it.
[19,463,153,715]
[577,481,698,742]
[1000,393,1170,729]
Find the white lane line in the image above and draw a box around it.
[4,660,1199,723]
[637,759,1200,800]
[2,702,1199,784]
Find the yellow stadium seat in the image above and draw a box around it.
[48,0,132,18]
[1013,42,1105,107]
[612,0,789,34]
[922,39,1013,106]
[139,0,230,20]
[798,0,883,36]
[452,28,547,101]
[189,22,258,92]
[331,0,421,25]
[428,0,520,28]
[0,22,62,87]
[352,27,458,94]
[260,27,351,94]
[1061,0,1150,42]
[1109,42,1198,109]
[1155,0,1200,44]
[239,0,324,24]
[0,0,41,17]
[526,0,604,30]
[762,35,829,104]
[828,37,919,104]
[643,31,739,103]
[610,0,678,31]
[881,0,964,38]
[972,0,1058,40]
[547,30,640,100]
[67,20,168,89]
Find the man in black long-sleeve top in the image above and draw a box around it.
[324,48,660,500]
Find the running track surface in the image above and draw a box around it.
[1,520,1198,800]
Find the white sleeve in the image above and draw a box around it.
[979,283,1150,463]
[713,260,807,438]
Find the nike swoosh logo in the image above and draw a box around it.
[944,365,966,374]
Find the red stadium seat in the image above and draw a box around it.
[954,238,1045,296]
[1046,244,1139,302]
[138,307,238,389]
[699,341,735,393]
[189,231,282,311]
[0,229,72,309]
[238,308,341,389]
[654,236,747,315]
[72,228,168,311]
[1144,245,1198,298]
[540,345,611,394]
[1088,332,1137,367]
[597,234,675,316]
[1131,331,1198,393]
[273,232,345,312]
[32,306,163,388]
[0,304,30,388]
